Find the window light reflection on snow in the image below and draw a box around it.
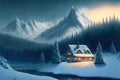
[69,62,93,67]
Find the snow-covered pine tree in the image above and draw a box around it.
[51,41,61,63]
[110,42,116,54]
[40,51,45,63]
[98,41,103,52]
[94,42,105,64]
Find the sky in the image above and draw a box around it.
[0,0,120,27]
[79,5,120,23]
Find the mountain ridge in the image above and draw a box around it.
[4,18,54,39]
[35,7,89,43]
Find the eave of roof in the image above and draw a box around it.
[74,54,94,57]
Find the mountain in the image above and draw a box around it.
[77,13,92,27]
[4,18,54,39]
[5,18,33,37]
[35,7,90,43]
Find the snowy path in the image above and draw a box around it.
[37,53,120,79]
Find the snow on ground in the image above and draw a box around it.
[0,66,57,80]
[37,53,120,79]
[0,55,57,80]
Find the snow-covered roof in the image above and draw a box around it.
[74,54,94,57]
[69,45,94,57]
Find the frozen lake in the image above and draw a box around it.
[18,70,119,80]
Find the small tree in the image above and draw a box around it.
[98,42,103,52]
[51,41,61,63]
[110,42,116,54]
[94,42,105,64]
[40,51,45,63]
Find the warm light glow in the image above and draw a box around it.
[89,58,93,61]
[79,5,120,23]
[69,62,93,67]
[78,58,81,61]
[73,57,94,61]
[74,57,77,60]
[67,58,70,60]
[67,52,71,55]
[67,50,71,55]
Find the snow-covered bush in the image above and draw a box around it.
[0,55,12,70]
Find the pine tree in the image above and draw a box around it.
[51,41,61,63]
[110,42,116,54]
[94,42,105,64]
[105,17,108,23]
[102,18,105,24]
[113,15,116,21]
[109,16,112,22]
[98,41,103,52]
[40,51,45,63]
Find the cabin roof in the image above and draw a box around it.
[69,45,94,57]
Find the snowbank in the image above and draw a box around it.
[0,56,13,70]
[38,53,120,79]
[0,66,57,80]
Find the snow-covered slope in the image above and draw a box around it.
[0,55,57,80]
[77,13,91,27]
[35,7,91,43]
[38,53,120,79]
[0,65,57,80]
[4,18,54,39]
[28,20,54,38]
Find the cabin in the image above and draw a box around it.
[67,44,94,62]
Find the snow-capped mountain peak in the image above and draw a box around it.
[68,7,77,19]
[35,7,85,43]
[3,7,91,42]
[63,7,83,28]
[4,18,54,39]
[5,18,22,32]
[14,17,21,23]
[77,10,92,27]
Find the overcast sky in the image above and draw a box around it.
[0,0,120,27]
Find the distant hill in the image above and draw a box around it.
[0,32,42,50]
